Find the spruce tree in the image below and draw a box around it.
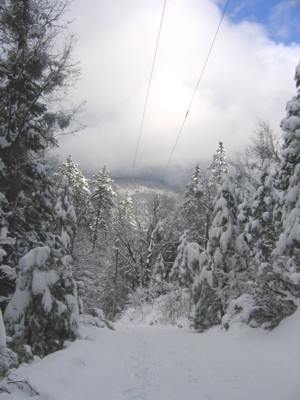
[192,178,247,330]
[90,165,116,247]
[273,60,300,300]
[209,141,229,185]
[249,163,277,265]
[74,165,115,315]
[57,156,91,226]
[55,175,77,254]
[0,309,16,377]
[0,0,82,358]
[248,61,300,329]
[145,220,164,286]
[0,0,82,307]
[170,230,201,290]
[181,165,213,246]
[4,174,80,360]
[150,253,170,296]
[4,246,80,360]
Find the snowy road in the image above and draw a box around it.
[2,312,300,400]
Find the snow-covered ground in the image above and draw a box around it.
[1,307,300,400]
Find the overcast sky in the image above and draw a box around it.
[56,0,300,181]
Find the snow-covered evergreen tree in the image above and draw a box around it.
[181,165,213,246]
[152,253,166,284]
[0,0,81,254]
[0,310,7,375]
[249,163,277,264]
[209,141,229,185]
[117,191,136,227]
[90,165,116,247]
[4,246,80,360]
[229,164,277,327]
[243,61,300,329]
[0,309,17,377]
[0,200,15,312]
[57,156,91,226]
[272,60,300,303]
[71,165,115,315]
[191,178,248,330]
[55,175,77,254]
[191,252,220,331]
[149,253,171,296]
[170,231,201,290]
[0,0,81,313]
[145,220,165,286]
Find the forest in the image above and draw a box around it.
[0,0,300,381]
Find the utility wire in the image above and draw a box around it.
[161,0,230,180]
[131,0,167,179]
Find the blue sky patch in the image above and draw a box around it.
[220,0,300,44]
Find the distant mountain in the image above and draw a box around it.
[113,176,180,193]
[112,176,182,212]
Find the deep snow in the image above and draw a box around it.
[1,306,300,400]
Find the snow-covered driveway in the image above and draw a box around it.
[2,311,300,400]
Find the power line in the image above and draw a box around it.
[161,0,230,180]
[131,0,167,179]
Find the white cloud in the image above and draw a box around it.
[56,0,300,179]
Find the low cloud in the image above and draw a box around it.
[56,0,300,180]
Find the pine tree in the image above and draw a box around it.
[5,174,80,360]
[249,163,277,265]
[170,230,201,290]
[0,0,82,308]
[191,254,220,331]
[117,191,136,226]
[4,246,80,360]
[150,253,170,296]
[183,165,202,204]
[0,197,15,311]
[209,141,229,185]
[273,60,300,299]
[248,61,300,329]
[0,309,16,377]
[191,178,247,330]
[0,0,82,359]
[231,164,278,329]
[72,165,115,315]
[90,165,116,247]
[57,156,90,226]
[145,220,164,286]
[152,253,166,284]
[55,175,77,254]
[181,165,213,246]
